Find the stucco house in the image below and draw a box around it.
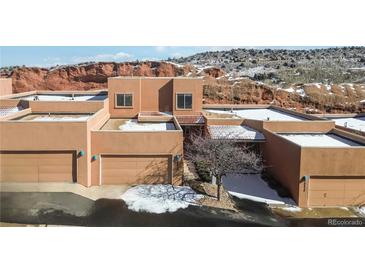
[0,77,365,207]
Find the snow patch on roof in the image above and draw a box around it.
[32,115,90,121]
[0,106,22,117]
[331,117,365,132]
[209,125,265,141]
[121,184,203,214]
[279,133,362,147]
[119,119,176,131]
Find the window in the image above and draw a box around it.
[115,93,133,108]
[176,93,192,109]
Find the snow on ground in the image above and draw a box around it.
[223,174,295,205]
[32,115,90,121]
[279,133,362,147]
[121,184,203,214]
[206,108,305,121]
[331,117,365,133]
[279,206,303,212]
[22,95,105,101]
[119,119,176,131]
[356,206,365,217]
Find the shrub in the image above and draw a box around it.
[194,160,212,182]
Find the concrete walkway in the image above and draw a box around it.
[0,182,129,201]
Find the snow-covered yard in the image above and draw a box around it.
[222,174,295,205]
[121,184,203,214]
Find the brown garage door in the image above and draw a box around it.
[101,155,170,185]
[308,178,365,207]
[0,151,76,183]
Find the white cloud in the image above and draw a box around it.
[72,51,134,63]
[155,46,167,52]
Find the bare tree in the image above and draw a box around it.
[186,135,263,201]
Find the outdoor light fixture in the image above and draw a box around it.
[91,155,98,161]
[174,154,182,162]
[78,150,85,157]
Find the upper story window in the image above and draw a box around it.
[176,93,193,110]
[115,93,133,108]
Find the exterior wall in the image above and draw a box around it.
[261,130,302,204]
[262,121,335,133]
[0,79,12,96]
[0,119,89,186]
[27,99,108,113]
[173,78,203,116]
[108,77,203,118]
[108,77,141,118]
[90,129,183,186]
[206,118,244,126]
[141,78,172,112]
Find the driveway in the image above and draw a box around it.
[0,192,284,227]
[223,174,296,205]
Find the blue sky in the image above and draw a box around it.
[0,46,333,68]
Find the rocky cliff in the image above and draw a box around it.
[1,60,364,114]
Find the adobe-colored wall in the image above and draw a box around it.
[173,78,203,116]
[108,77,203,118]
[140,78,172,112]
[27,99,108,113]
[0,79,12,96]
[90,129,183,186]
[0,119,89,186]
[263,121,335,133]
[261,130,302,204]
[108,78,141,118]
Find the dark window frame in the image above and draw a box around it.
[176,93,193,110]
[115,93,133,108]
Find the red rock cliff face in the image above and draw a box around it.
[7,62,197,93]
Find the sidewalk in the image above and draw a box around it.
[0,182,129,201]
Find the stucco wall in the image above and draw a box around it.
[90,129,183,186]
[0,79,13,97]
[261,130,302,204]
[173,78,203,116]
[0,119,89,186]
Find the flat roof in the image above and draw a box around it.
[13,113,92,121]
[101,119,176,131]
[208,125,265,141]
[0,106,22,117]
[18,94,107,101]
[205,108,306,121]
[330,117,365,133]
[279,133,363,147]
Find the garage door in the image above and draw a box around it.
[308,178,365,207]
[101,155,170,185]
[0,151,76,183]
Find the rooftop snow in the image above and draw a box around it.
[208,125,265,141]
[206,108,306,121]
[20,94,107,101]
[0,106,22,117]
[14,113,90,121]
[331,117,365,133]
[102,119,176,131]
[279,133,363,147]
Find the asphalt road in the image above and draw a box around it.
[0,192,283,227]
